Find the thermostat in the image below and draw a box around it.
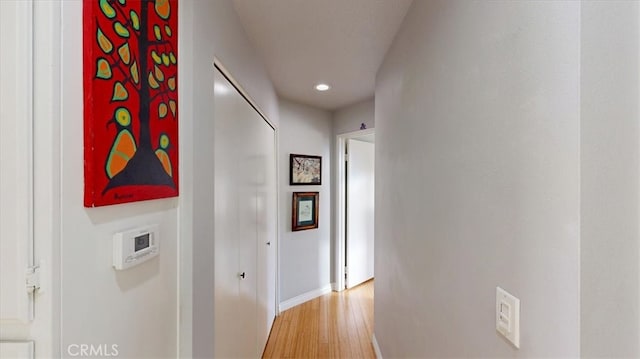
[113,224,159,270]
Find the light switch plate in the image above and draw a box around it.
[496,286,520,348]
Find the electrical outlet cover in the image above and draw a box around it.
[496,286,520,348]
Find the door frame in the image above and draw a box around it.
[334,128,375,291]
[1,0,62,355]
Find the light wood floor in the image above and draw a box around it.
[263,280,375,359]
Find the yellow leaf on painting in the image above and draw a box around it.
[112,82,128,101]
[130,61,139,84]
[96,58,112,79]
[114,22,130,38]
[154,25,162,41]
[148,72,160,89]
[97,27,113,54]
[118,43,131,65]
[155,0,170,20]
[159,103,168,118]
[167,77,176,91]
[151,51,162,65]
[130,10,140,31]
[154,65,164,82]
[164,25,172,38]
[162,53,170,66]
[169,100,176,117]
[99,0,116,19]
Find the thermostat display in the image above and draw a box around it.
[113,225,159,270]
[135,233,150,252]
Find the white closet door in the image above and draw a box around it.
[213,67,276,358]
[255,118,276,355]
[346,139,375,288]
[213,68,246,358]
[236,90,260,358]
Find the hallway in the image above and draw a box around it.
[263,281,375,358]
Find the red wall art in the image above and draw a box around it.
[83,0,178,207]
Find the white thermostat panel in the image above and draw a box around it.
[113,224,159,270]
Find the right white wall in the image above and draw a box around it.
[581,1,639,357]
[375,0,640,357]
[375,1,581,357]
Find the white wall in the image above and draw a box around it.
[278,99,332,303]
[59,1,178,358]
[333,98,375,135]
[179,1,279,357]
[581,2,640,357]
[375,1,581,357]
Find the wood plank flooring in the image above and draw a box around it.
[263,280,375,359]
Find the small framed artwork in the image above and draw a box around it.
[290,154,322,185]
[292,192,319,231]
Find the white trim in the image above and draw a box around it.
[0,341,35,359]
[637,1,640,347]
[371,333,383,359]
[330,282,340,292]
[339,128,376,140]
[335,128,375,291]
[274,126,281,316]
[38,0,63,354]
[278,285,332,312]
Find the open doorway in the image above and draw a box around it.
[335,129,375,290]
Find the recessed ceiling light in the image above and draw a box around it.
[315,83,330,92]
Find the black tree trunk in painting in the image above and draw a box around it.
[103,0,174,194]
[137,0,152,150]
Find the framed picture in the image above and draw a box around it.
[83,0,179,207]
[290,154,322,185]
[292,192,319,231]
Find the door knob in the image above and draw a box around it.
[239,272,246,279]
[266,241,271,246]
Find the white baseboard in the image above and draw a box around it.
[279,284,332,312]
[371,333,383,359]
[331,282,341,292]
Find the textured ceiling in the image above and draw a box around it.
[232,0,414,111]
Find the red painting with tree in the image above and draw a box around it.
[83,0,178,207]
